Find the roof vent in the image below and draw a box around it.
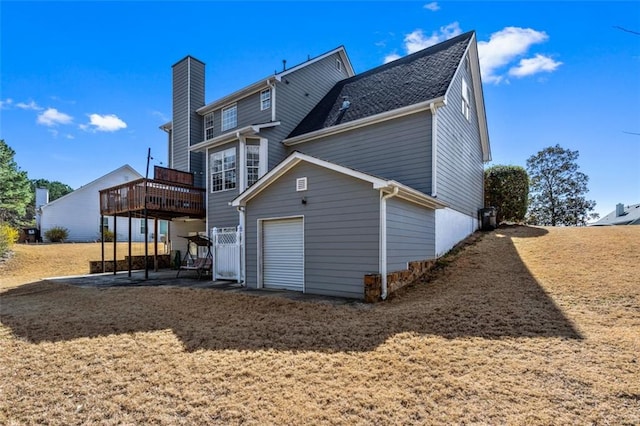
[616,203,626,217]
[339,96,351,111]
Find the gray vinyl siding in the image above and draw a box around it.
[264,52,352,169]
[172,60,189,171]
[207,141,240,229]
[201,91,272,141]
[291,112,433,193]
[245,162,380,299]
[386,197,435,272]
[172,56,206,187]
[436,57,484,216]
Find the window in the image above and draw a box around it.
[101,217,109,232]
[221,105,237,131]
[260,89,271,111]
[461,78,471,121]
[204,112,215,140]
[246,145,260,187]
[336,59,342,71]
[140,220,146,234]
[210,147,236,192]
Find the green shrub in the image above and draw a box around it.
[0,223,19,256]
[484,165,529,224]
[101,229,115,242]
[44,226,69,243]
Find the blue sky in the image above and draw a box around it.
[1,1,639,218]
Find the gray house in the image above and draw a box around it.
[592,203,640,226]
[163,31,491,300]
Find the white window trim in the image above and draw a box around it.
[221,104,237,131]
[461,78,470,121]
[210,147,237,193]
[260,89,271,111]
[204,112,215,140]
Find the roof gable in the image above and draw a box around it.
[41,165,142,210]
[196,46,354,116]
[288,31,474,138]
[231,152,446,210]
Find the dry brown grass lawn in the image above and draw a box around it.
[1,226,638,424]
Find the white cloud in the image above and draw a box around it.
[0,98,14,109]
[509,54,563,77]
[83,113,127,132]
[48,129,59,138]
[405,22,462,54]
[151,110,169,122]
[16,100,43,111]
[37,108,73,126]
[383,53,402,64]
[423,2,440,11]
[477,27,553,84]
[65,134,75,140]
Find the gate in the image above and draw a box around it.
[212,226,241,281]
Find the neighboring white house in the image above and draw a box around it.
[38,164,167,242]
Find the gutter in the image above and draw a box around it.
[379,186,399,300]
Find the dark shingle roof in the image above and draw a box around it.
[288,31,474,138]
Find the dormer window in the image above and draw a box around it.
[461,78,471,121]
[221,104,237,131]
[260,89,271,111]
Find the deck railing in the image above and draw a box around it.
[100,178,205,217]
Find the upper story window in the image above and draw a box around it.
[221,104,237,131]
[260,89,271,111]
[204,112,214,140]
[246,145,260,187]
[210,147,236,192]
[461,78,471,121]
[336,58,342,71]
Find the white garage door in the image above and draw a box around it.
[262,217,304,291]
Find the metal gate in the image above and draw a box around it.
[212,226,241,281]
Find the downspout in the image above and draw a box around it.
[379,186,399,300]
[429,102,438,197]
[237,206,246,285]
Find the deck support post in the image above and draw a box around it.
[113,214,117,275]
[128,212,132,277]
[101,214,105,273]
[154,217,159,272]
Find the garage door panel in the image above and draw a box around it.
[262,218,304,291]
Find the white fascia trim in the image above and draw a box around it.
[231,152,447,210]
[231,152,388,207]
[189,122,280,153]
[444,33,491,162]
[383,182,448,210]
[283,97,446,146]
[275,46,355,80]
[159,122,172,131]
[197,78,276,116]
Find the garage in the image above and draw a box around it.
[261,217,304,291]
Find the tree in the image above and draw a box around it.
[484,165,529,224]
[24,179,74,224]
[0,140,32,227]
[526,144,596,226]
[31,179,74,201]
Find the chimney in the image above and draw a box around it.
[35,188,49,230]
[616,203,625,217]
[171,55,205,186]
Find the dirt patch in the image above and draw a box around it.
[1,226,638,424]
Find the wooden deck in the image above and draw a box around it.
[100,178,205,219]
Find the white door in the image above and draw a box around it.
[262,217,304,291]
